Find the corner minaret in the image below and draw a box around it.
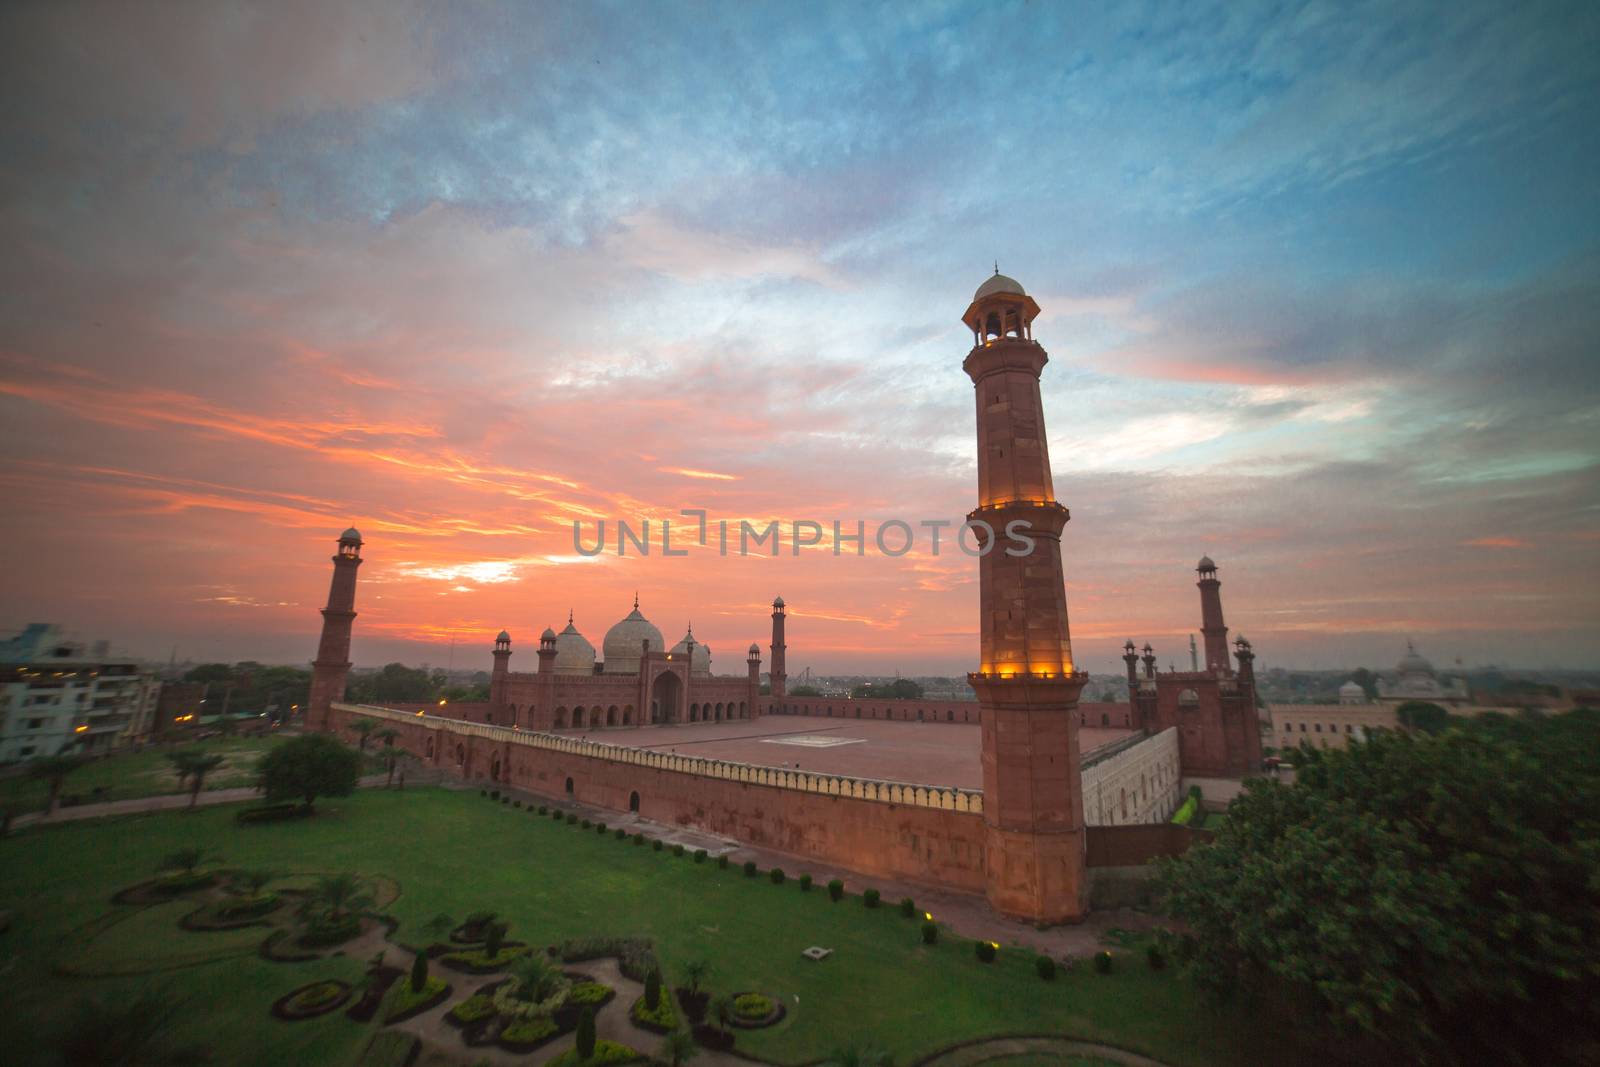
[1196,556,1228,670]
[308,527,363,732]
[769,596,787,703]
[490,630,512,720]
[962,272,1090,924]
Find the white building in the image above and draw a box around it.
[0,624,160,761]
[1376,640,1471,706]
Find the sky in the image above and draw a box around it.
[1,0,1597,677]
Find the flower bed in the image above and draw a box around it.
[568,980,615,1008]
[383,975,451,1024]
[438,945,528,973]
[345,965,404,1022]
[271,979,353,1021]
[728,990,786,1029]
[543,1039,643,1067]
[444,993,498,1026]
[497,1015,561,1053]
[629,994,677,1034]
[300,914,363,948]
[259,928,322,963]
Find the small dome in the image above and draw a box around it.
[540,627,557,642]
[339,527,362,543]
[1197,555,1216,572]
[553,618,595,675]
[1339,680,1366,704]
[975,273,1025,300]
[773,596,785,608]
[670,631,711,675]
[1178,688,1201,705]
[602,601,665,675]
[495,630,510,643]
[1397,640,1433,676]
[748,642,760,656]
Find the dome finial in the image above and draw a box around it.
[567,608,574,626]
[633,590,639,610]
[994,260,999,275]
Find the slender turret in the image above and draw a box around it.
[1197,557,1229,670]
[308,527,363,732]
[769,597,787,703]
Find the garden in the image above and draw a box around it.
[0,784,1290,1066]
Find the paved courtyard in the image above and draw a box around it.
[567,714,1137,789]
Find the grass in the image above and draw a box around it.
[0,786,1300,1066]
[0,735,284,813]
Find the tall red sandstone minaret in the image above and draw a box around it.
[1196,556,1229,671]
[962,271,1090,924]
[769,597,786,703]
[308,527,363,732]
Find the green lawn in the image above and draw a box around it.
[0,735,286,814]
[0,788,1299,1066]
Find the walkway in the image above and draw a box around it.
[913,1035,1176,1067]
[9,772,409,830]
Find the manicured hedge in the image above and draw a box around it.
[544,1039,640,1067]
[798,873,812,891]
[921,921,938,945]
[769,867,785,885]
[975,940,997,963]
[863,888,880,909]
[1035,955,1057,980]
[1094,950,1113,974]
[827,879,844,902]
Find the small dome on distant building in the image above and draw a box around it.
[670,630,711,675]
[553,616,595,675]
[495,630,510,643]
[1396,640,1434,677]
[974,273,1026,300]
[1339,680,1366,705]
[1197,555,1216,572]
[339,527,362,542]
[602,599,665,676]
[773,596,785,609]
[540,627,557,642]
[748,642,760,656]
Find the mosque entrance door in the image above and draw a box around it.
[650,671,681,724]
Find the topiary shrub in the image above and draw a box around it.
[975,940,997,963]
[1146,944,1166,970]
[490,790,500,801]
[863,889,880,909]
[743,860,757,877]
[580,818,591,829]
[615,828,627,840]
[484,921,508,959]
[576,1005,596,1061]
[769,867,785,885]
[513,799,522,808]
[921,921,938,945]
[1094,950,1113,974]
[597,821,607,833]
[410,950,429,992]
[644,969,661,1011]
[538,805,548,814]
[1036,955,1057,981]
[694,849,707,863]
[827,878,844,902]
[632,832,644,845]
[899,897,915,918]
[652,839,663,852]
[480,789,487,797]
[717,854,729,869]
[552,809,563,821]
[673,843,685,857]
[799,873,812,892]
[566,813,578,825]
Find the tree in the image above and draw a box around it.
[709,994,735,1033]
[644,968,661,1010]
[167,749,226,809]
[409,950,428,993]
[1159,709,1600,1067]
[350,718,377,750]
[255,734,360,811]
[850,679,922,700]
[374,727,401,786]
[345,663,436,704]
[29,751,89,815]
[576,1006,596,1060]
[658,1030,698,1067]
[680,959,709,995]
[300,873,373,927]
[1395,700,1453,735]
[57,988,208,1066]
[1348,667,1379,701]
[789,685,822,697]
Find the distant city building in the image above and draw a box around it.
[1376,640,1471,706]
[0,623,159,760]
[1338,680,1367,705]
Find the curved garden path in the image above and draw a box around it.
[913,1035,1177,1067]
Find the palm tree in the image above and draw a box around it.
[374,727,401,785]
[507,951,565,1003]
[167,749,226,808]
[29,751,88,816]
[57,988,208,1066]
[351,718,376,750]
[299,873,373,925]
[680,958,709,995]
[709,994,735,1033]
[658,1030,698,1067]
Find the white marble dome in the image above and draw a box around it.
[974,273,1025,300]
[602,601,665,675]
[553,617,595,675]
[669,630,711,675]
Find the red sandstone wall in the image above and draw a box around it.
[332,706,989,895]
[1084,823,1211,867]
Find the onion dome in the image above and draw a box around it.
[495,630,511,643]
[974,273,1026,300]
[553,613,595,675]
[748,642,760,656]
[1396,640,1434,677]
[601,597,665,675]
[1197,555,1217,572]
[773,596,785,609]
[540,627,557,642]
[1339,680,1366,704]
[670,629,711,675]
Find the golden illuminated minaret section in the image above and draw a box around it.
[963,271,1090,924]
